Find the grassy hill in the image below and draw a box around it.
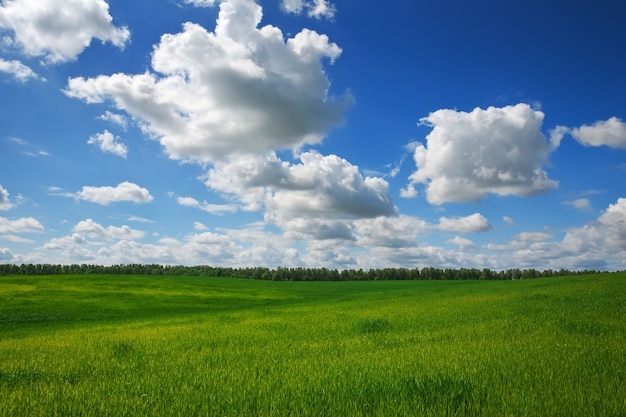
[1,273,624,416]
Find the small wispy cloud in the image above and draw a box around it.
[514,232,554,242]
[87,130,127,159]
[447,236,475,248]
[127,215,155,224]
[8,137,28,145]
[97,111,128,130]
[7,137,49,156]
[564,198,592,211]
[0,234,35,243]
[182,0,218,7]
[438,213,492,233]
[194,221,208,231]
[0,58,45,82]
[177,196,239,215]
[280,0,336,19]
[21,150,51,157]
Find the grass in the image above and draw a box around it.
[0,273,624,416]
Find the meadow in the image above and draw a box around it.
[0,273,624,416]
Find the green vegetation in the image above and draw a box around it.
[1,273,624,416]
[0,262,605,280]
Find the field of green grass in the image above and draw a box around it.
[0,273,624,416]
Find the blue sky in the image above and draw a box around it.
[1,0,625,271]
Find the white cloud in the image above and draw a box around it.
[97,111,128,130]
[1,234,34,243]
[548,125,569,151]
[206,151,396,235]
[514,232,553,242]
[0,0,130,64]
[437,213,492,233]
[280,0,336,19]
[20,149,50,157]
[73,218,145,240]
[303,241,354,268]
[25,198,626,270]
[193,221,208,231]
[127,215,154,224]
[281,218,355,241]
[503,216,514,225]
[33,222,417,269]
[107,240,180,264]
[407,104,558,205]
[177,196,238,215]
[399,184,418,198]
[65,0,351,163]
[265,152,396,221]
[357,245,488,271]
[204,152,289,211]
[354,215,429,248]
[7,136,27,145]
[485,241,526,252]
[42,233,94,261]
[358,198,626,270]
[447,236,475,249]
[183,0,218,6]
[484,198,626,271]
[38,221,303,268]
[87,130,127,158]
[220,222,303,267]
[564,198,592,211]
[71,181,153,205]
[60,0,365,254]
[307,0,335,19]
[41,220,152,263]
[0,57,42,81]
[0,184,12,210]
[595,197,626,250]
[0,216,44,234]
[184,231,241,261]
[0,246,14,261]
[242,243,302,268]
[570,117,626,149]
[280,0,304,14]
[7,137,49,157]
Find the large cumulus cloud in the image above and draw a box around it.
[0,0,129,64]
[206,151,396,238]
[65,0,351,163]
[405,103,558,204]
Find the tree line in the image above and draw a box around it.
[0,263,606,280]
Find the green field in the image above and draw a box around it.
[1,273,624,416]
